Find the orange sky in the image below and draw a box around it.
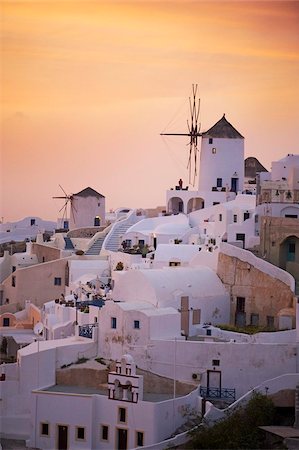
[1,1,299,221]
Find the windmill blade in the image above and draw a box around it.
[59,199,69,213]
[59,184,68,196]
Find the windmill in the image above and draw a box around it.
[52,185,77,230]
[160,84,201,186]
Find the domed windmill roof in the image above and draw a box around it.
[202,114,244,139]
[74,187,105,198]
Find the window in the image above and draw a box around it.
[136,431,144,447]
[111,317,117,329]
[169,261,181,267]
[209,138,213,144]
[54,277,62,286]
[12,276,16,287]
[212,359,220,366]
[212,147,216,154]
[219,214,222,222]
[76,427,85,440]
[213,202,220,206]
[138,239,145,247]
[3,317,10,327]
[243,212,250,221]
[192,309,201,325]
[101,425,109,441]
[119,407,126,423]
[233,214,237,223]
[40,422,49,436]
[236,297,245,313]
[216,178,222,188]
[134,320,140,329]
[285,214,298,218]
[12,266,16,273]
[30,219,36,226]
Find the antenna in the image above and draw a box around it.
[160,84,201,186]
[53,185,77,229]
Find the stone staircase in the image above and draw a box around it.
[85,236,105,255]
[104,222,134,252]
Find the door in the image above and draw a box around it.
[94,216,101,226]
[117,428,128,450]
[207,370,221,397]
[180,296,189,338]
[57,425,68,450]
[231,177,238,193]
[235,296,246,326]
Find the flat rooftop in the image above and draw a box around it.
[40,384,179,402]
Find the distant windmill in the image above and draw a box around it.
[160,84,201,186]
[52,185,77,229]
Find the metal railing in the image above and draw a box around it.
[78,323,98,339]
[200,386,236,401]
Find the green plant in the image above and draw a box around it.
[95,357,106,365]
[189,393,275,449]
[75,357,88,365]
[115,261,124,271]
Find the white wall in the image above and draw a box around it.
[199,136,244,192]
[134,339,297,398]
[28,385,200,449]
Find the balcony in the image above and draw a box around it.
[200,386,236,402]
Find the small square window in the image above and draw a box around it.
[216,178,222,188]
[134,320,140,329]
[76,426,85,440]
[219,214,222,222]
[209,138,213,144]
[212,359,220,366]
[40,422,49,436]
[111,317,117,329]
[54,277,62,286]
[212,147,216,154]
[3,317,10,327]
[119,407,126,423]
[101,425,109,441]
[136,431,144,447]
[233,214,237,223]
[244,212,250,221]
[12,276,16,287]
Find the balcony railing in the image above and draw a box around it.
[78,323,98,339]
[200,386,236,402]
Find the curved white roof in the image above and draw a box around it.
[113,267,227,308]
[126,213,189,236]
[154,244,201,262]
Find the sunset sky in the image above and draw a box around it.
[1,1,299,222]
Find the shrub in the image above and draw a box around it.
[189,393,275,449]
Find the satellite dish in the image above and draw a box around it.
[34,322,44,336]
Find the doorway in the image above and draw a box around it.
[117,428,128,450]
[180,296,189,338]
[57,425,68,450]
[207,370,221,394]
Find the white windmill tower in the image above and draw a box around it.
[52,185,77,231]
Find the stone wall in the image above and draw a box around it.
[259,216,299,270]
[217,251,296,328]
[31,243,61,263]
